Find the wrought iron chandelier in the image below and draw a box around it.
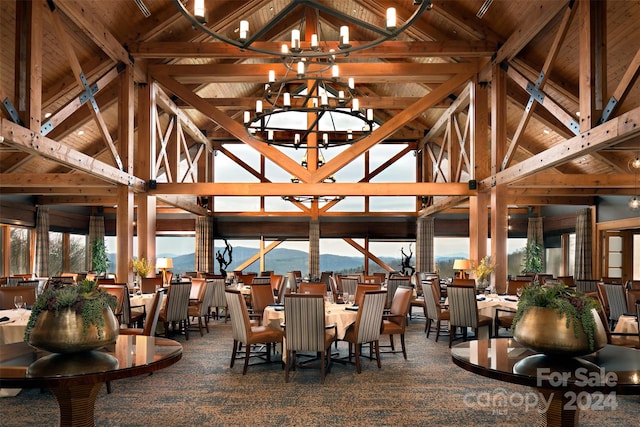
[173,0,431,149]
[629,154,640,211]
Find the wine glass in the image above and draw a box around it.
[14,295,24,310]
[516,288,523,298]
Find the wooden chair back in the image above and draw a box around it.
[0,286,36,309]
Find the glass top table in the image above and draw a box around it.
[0,335,182,427]
[451,338,640,426]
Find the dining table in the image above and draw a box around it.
[0,335,182,427]
[613,315,638,335]
[443,294,519,339]
[263,301,358,340]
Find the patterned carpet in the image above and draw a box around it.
[2,315,638,426]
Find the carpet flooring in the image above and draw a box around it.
[1,315,638,426]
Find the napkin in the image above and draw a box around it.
[268,303,283,307]
[476,296,486,301]
[0,316,9,322]
[345,306,359,311]
[504,297,518,302]
[273,307,284,311]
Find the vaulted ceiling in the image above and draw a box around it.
[1,0,639,229]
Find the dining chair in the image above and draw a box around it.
[627,280,640,290]
[96,277,116,286]
[340,290,387,374]
[120,290,164,336]
[328,276,340,303]
[298,282,327,295]
[158,282,192,340]
[505,279,531,296]
[275,276,289,304]
[283,294,336,384]
[209,278,229,322]
[354,284,381,306]
[319,271,333,288]
[557,276,575,287]
[452,278,476,287]
[340,277,359,298]
[141,277,163,294]
[225,289,284,374]
[189,278,206,300]
[380,286,413,359]
[251,276,271,285]
[0,285,36,309]
[595,305,640,349]
[250,283,275,322]
[385,276,410,308]
[602,283,628,328]
[98,284,127,324]
[626,289,640,314]
[188,280,215,336]
[424,279,449,341]
[447,284,492,348]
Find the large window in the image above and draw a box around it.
[10,227,30,275]
[69,234,87,273]
[49,231,63,276]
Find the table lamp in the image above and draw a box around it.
[453,259,471,279]
[156,257,173,286]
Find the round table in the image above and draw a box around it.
[451,338,640,426]
[0,335,182,427]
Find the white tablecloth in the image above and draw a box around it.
[614,315,639,334]
[0,309,30,345]
[130,293,158,314]
[443,294,519,339]
[263,302,358,340]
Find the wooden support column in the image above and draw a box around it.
[14,0,42,132]
[490,62,508,293]
[116,65,135,285]
[469,78,489,265]
[490,184,508,294]
[136,81,157,272]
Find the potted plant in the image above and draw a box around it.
[24,279,119,353]
[521,241,543,275]
[511,282,607,356]
[91,239,109,276]
[132,257,153,291]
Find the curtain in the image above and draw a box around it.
[527,217,545,271]
[34,207,50,278]
[416,216,435,273]
[574,208,592,280]
[195,216,215,273]
[88,216,105,271]
[308,220,320,279]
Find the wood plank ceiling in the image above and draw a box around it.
[1,0,639,235]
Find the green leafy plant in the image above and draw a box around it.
[24,279,118,340]
[521,241,543,274]
[511,282,601,351]
[91,239,109,275]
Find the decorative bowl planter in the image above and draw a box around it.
[513,306,607,357]
[28,307,119,353]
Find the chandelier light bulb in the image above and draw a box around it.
[283,92,291,107]
[352,98,359,111]
[268,130,274,141]
[311,34,318,48]
[256,100,263,113]
[239,20,249,40]
[281,43,289,54]
[332,65,339,79]
[632,157,640,169]
[386,8,397,29]
[297,61,305,77]
[366,108,373,121]
[268,70,275,83]
[243,111,250,124]
[194,0,206,22]
[339,26,349,46]
[291,29,300,50]
[348,78,355,90]
[321,93,328,106]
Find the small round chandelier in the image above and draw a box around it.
[629,154,640,211]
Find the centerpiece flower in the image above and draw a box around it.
[24,279,119,353]
[473,256,495,282]
[511,282,606,356]
[132,257,153,278]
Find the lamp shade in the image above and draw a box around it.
[453,259,471,271]
[156,257,173,269]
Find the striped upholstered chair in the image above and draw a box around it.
[424,279,449,341]
[447,284,492,348]
[340,290,387,373]
[158,282,192,340]
[283,294,336,384]
[225,289,283,375]
[602,283,628,329]
[385,276,411,308]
